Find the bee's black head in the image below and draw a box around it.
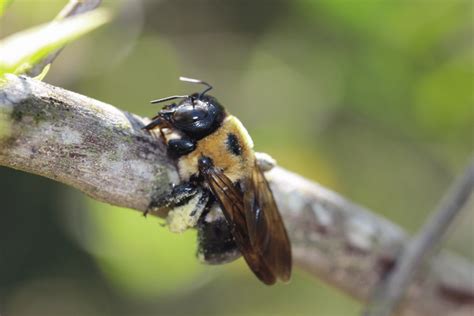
[149,77,226,140]
[158,93,226,140]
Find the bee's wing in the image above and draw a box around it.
[200,165,277,285]
[243,163,292,282]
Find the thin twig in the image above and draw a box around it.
[26,0,102,77]
[0,75,473,316]
[55,0,103,20]
[364,158,474,316]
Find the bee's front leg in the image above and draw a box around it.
[145,182,198,216]
[144,134,197,216]
[167,137,196,158]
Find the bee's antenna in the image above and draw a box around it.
[150,95,188,104]
[179,76,213,99]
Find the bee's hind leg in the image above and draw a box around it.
[145,182,199,217]
[145,181,211,233]
[164,185,211,233]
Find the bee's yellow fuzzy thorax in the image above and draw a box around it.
[177,115,255,183]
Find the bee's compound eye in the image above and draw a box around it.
[173,104,208,126]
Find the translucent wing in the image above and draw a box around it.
[244,162,292,282]
[199,163,277,285]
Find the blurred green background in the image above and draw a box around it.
[1,0,473,315]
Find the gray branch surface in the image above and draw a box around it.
[1,75,473,316]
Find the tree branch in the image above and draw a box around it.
[1,75,473,316]
[364,158,474,316]
[0,74,174,213]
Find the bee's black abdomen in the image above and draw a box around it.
[226,133,242,156]
[197,216,240,264]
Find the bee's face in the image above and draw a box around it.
[159,94,226,140]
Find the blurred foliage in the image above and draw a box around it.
[1,0,473,316]
[0,7,110,77]
[82,200,207,298]
[0,0,14,17]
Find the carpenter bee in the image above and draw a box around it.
[143,77,292,285]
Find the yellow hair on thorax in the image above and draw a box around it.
[177,115,255,183]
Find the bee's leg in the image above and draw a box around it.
[145,181,199,217]
[167,137,196,158]
[144,135,197,219]
[166,187,211,233]
[142,115,162,130]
